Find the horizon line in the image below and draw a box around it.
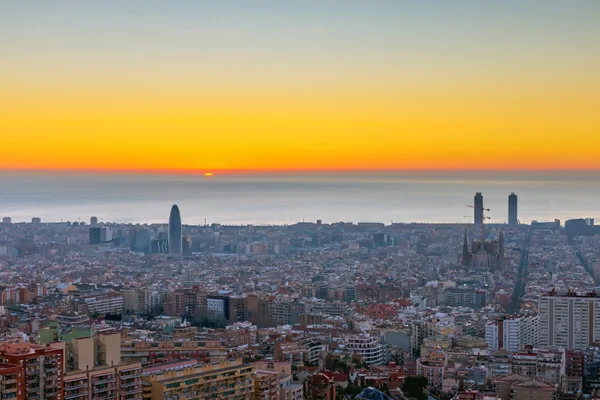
[2,167,600,175]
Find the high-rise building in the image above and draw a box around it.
[509,193,518,226]
[539,291,600,350]
[345,286,357,303]
[2,217,11,224]
[131,228,150,253]
[485,315,539,352]
[90,216,98,226]
[168,204,182,254]
[89,227,112,245]
[474,192,484,225]
[31,217,41,224]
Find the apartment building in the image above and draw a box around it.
[142,359,254,399]
[416,347,447,389]
[485,315,539,352]
[81,293,124,315]
[539,291,600,350]
[0,340,64,400]
[51,332,143,400]
[253,370,279,400]
[0,362,25,400]
[344,335,384,366]
[120,338,226,366]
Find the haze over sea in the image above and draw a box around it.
[0,171,598,225]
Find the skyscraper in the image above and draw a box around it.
[508,192,518,226]
[168,204,182,254]
[474,192,483,226]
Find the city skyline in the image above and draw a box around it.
[2,1,599,172]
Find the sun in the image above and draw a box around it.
[204,172,213,177]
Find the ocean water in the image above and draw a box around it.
[0,171,598,225]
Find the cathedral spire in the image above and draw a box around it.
[462,229,470,267]
[498,229,505,271]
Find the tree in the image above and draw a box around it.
[402,376,428,400]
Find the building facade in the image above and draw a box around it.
[539,291,600,350]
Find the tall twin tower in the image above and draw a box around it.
[473,192,518,226]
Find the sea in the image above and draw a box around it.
[0,171,598,225]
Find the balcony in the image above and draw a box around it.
[93,384,116,393]
[120,379,141,388]
[93,375,116,383]
[120,387,142,396]
[65,383,88,391]
[65,391,89,400]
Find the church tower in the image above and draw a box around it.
[461,230,471,267]
[498,230,505,271]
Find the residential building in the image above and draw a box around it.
[416,347,446,390]
[0,340,64,400]
[344,335,384,366]
[539,291,600,350]
[81,293,124,315]
[142,359,253,399]
[485,315,539,352]
[0,362,25,400]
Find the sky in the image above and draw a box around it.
[1,1,599,172]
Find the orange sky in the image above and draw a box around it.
[1,2,599,171]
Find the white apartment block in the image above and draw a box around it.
[486,315,539,352]
[83,293,124,315]
[344,334,384,366]
[539,292,600,351]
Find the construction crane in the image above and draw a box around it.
[466,205,490,241]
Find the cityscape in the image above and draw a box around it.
[0,191,599,400]
[2,1,600,400]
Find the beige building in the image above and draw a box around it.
[254,370,279,400]
[122,288,146,314]
[494,374,556,400]
[510,379,556,400]
[142,359,254,399]
[51,332,143,400]
[120,338,226,365]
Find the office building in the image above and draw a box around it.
[90,216,98,226]
[131,228,151,253]
[31,217,41,224]
[2,217,11,224]
[539,290,600,350]
[151,239,168,254]
[509,192,518,226]
[168,204,182,254]
[89,227,112,245]
[474,192,484,225]
[345,286,357,303]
